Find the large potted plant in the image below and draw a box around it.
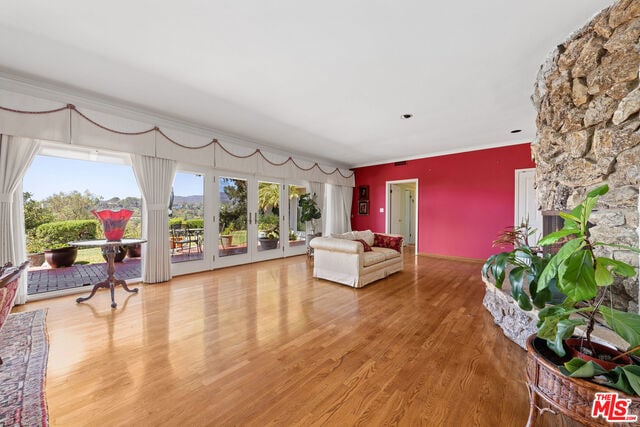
[299,192,321,241]
[483,184,640,395]
[36,219,97,268]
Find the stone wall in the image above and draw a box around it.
[531,0,640,313]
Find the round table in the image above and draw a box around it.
[70,238,146,308]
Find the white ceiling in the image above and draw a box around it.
[0,1,612,168]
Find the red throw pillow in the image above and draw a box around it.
[373,234,402,252]
[354,239,372,252]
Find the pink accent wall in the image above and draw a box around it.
[351,143,535,260]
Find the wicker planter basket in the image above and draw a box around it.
[526,334,640,426]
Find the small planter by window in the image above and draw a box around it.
[27,253,45,267]
[258,238,278,250]
[126,244,142,258]
[44,246,78,268]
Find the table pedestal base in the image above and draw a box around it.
[76,278,138,308]
[75,244,139,308]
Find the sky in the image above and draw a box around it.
[23,155,204,201]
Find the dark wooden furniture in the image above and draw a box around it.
[0,261,29,364]
[526,335,640,426]
[70,238,146,308]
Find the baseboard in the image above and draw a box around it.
[416,252,485,264]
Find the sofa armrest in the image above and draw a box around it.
[310,237,364,254]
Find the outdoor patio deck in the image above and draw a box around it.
[27,258,141,295]
[28,240,307,295]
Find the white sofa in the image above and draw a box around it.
[310,230,404,288]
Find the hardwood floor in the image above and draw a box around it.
[14,249,577,426]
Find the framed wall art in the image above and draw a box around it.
[358,185,369,201]
[358,200,369,215]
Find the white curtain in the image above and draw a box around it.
[309,181,325,236]
[131,154,176,283]
[0,135,40,304]
[324,184,353,235]
[340,185,353,232]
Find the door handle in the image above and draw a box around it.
[249,212,252,225]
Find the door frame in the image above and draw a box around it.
[514,168,542,244]
[283,181,312,257]
[170,164,213,276]
[385,178,419,252]
[252,177,286,262]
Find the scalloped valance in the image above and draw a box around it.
[0,100,354,186]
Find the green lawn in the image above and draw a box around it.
[75,247,105,264]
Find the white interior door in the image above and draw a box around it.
[515,169,542,245]
[390,184,404,235]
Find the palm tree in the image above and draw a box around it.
[258,182,280,211]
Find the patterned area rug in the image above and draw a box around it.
[0,309,49,427]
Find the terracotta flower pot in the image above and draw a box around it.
[28,253,45,267]
[565,338,633,371]
[44,247,78,268]
[126,244,142,258]
[258,238,278,250]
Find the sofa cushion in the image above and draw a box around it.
[354,239,372,252]
[352,230,375,246]
[374,233,403,252]
[331,231,356,240]
[362,251,386,267]
[371,246,401,260]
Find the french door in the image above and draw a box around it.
[215,175,295,267]
[171,171,311,274]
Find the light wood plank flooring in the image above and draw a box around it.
[14,249,578,426]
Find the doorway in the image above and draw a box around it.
[386,179,418,249]
[514,169,542,245]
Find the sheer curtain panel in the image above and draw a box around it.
[131,154,177,283]
[324,184,353,235]
[0,135,40,304]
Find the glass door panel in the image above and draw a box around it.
[256,180,281,256]
[218,176,249,261]
[170,172,204,264]
[285,183,308,256]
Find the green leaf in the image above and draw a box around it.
[481,254,496,279]
[509,266,532,311]
[562,358,608,377]
[538,229,580,246]
[537,308,584,357]
[530,280,552,309]
[599,306,640,348]
[552,237,584,265]
[557,250,597,301]
[558,212,581,224]
[595,258,637,288]
[490,252,510,287]
[595,242,640,254]
[595,258,615,286]
[537,256,558,292]
[603,367,635,395]
[587,184,609,198]
[538,238,583,293]
[620,365,640,396]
